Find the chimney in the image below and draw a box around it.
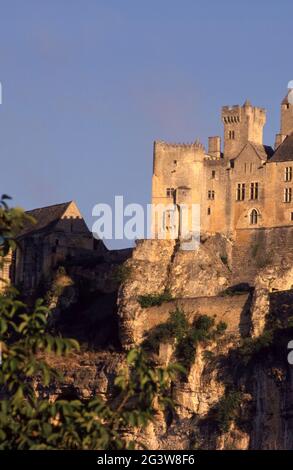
[208,136,221,159]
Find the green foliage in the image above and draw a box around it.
[0,194,35,257]
[214,390,243,433]
[137,290,173,308]
[111,264,132,284]
[220,288,246,297]
[0,197,178,449]
[0,290,179,449]
[44,266,73,305]
[175,316,227,376]
[237,330,273,365]
[143,309,227,379]
[142,308,188,353]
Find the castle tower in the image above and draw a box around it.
[151,140,206,239]
[274,92,293,149]
[221,100,266,159]
[281,92,293,136]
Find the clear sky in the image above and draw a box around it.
[0,0,292,248]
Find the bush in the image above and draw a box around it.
[111,264,131,283]
[142,309,227,380]
[175,315,227,376]
[137,290,173,308]
[142,308,188,353]
[237,330,273,365]
[214,390,243,433]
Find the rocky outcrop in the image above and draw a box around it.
[42,232,293,450]
[118,236,231,348]
[250,263,293,336]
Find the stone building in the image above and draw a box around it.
[151,91,293,242]
[11,200,105,291]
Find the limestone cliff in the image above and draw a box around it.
[114,236,293,449]
[44,235,293,449]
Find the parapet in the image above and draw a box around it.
[154,139,206,151]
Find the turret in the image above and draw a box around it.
[221,100,266,159]
[280,92,293,136]
[274,90,293,149]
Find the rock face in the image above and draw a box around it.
[114,235,293,449]
[118,237,231,348]
[45,234,293,450]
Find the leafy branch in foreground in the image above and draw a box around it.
[0,194,35,257]
[0,195,180,449]
[0,293,179,449]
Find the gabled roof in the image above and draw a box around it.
[249,143,274,161]
[233,141,274,162]
[19,201,74,237]
[269,133,293,162]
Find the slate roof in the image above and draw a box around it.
[269,133,293,162]
[249,143,274,161]
[282,93,290,105]
[19,201,73,237]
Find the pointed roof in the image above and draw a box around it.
[243,99,252,107]
[282,92,290,105]
[249,142,274,161]
[232,141,274,162]
[19,201,74,237]
[269,133,293,162]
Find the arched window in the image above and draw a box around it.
[250,209,258,225]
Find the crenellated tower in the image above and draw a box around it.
[221,100,266,159]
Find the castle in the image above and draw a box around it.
[151,92,293,242]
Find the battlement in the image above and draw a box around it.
[222,102,266,123]
[154,139,205,151]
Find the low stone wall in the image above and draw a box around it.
[140,294,251,339]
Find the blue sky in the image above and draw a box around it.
[0,0,292,248]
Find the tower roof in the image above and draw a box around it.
[243,99,252,107]
[282,93,290,105]
[269,133,293,162]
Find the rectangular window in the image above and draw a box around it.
[236,183,246,201]
[207,207,211,215]
[208,190,215,200]
[166,187,175,198]
[285,167,292,182]
[228,130,235,140]
[284,187,292,203]
[211,170,216,179]
[291,212,293,221]
[250,182,259,200]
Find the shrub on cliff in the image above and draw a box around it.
[137,289,173,308]
[143,308,227,379]
[214,390,243,433]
